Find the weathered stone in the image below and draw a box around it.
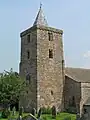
[64,76,81,113]
[19,23,64,112]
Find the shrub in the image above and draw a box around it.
[2,109,10,118]
[51,106,56,119]
[41,107,52,114]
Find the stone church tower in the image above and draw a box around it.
[19,5,65,112]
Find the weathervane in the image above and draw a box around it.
[40,2,42,9]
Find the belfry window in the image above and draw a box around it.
[49,49,53,58]
[27,51,30,59]
[27,34,30,43]
[48,32,53,41]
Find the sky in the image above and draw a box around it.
[0,0,90,73]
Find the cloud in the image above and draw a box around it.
[83,51,90,58]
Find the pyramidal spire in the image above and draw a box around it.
[33,3,48,26]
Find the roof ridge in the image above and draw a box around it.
[65,67,90,70]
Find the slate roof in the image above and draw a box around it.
[84,97,90,105]
[33,4,48,26]
[65,67,90,83]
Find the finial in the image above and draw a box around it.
[40,2,42,9]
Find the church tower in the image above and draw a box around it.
[19,5,64,112]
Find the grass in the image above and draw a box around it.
[0,112,76,120]
[41,113,76,120]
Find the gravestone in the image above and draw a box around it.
[21,106,24,113]
[18,115,22,120]
[31,108,36,116]
[76,113,80,120]
[19,107,23,116]
[12,107,16,116]
[8,106,11,112]
[51,106,56,119]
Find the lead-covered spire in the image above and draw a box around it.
[33,3,48,26]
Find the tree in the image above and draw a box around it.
[0,68,26,108]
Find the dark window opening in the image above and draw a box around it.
[49,49,53,58]
[26,91,28,94]
[72,96,76,106]
[27,51,30,59]
[26,74,31,84]
[62,60,64,64]
[69,96,76,107]
[27,34,30,43]
[51,90,53,95]
[48,32,53,41]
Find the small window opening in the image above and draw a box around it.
[27,51,30,59]
[69,96,76,107]
[26,91,28,94]
[27,34,30,43]
[26,74,31,84]
[49,49,53,58]
[48,32,53,41]
[51,90,53,95]
[72,96,76,106]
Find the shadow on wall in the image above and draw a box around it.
[64,75,81,113]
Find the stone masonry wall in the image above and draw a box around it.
[19,25,64,112]
[19,27,37,112]
[64,76,81,113]
[80,83,90,115]
[36,26,64,112]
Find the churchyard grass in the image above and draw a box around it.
[0,112,76,120]
[41,113,76,120]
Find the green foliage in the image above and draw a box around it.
[0,68,26,106]
[41,107,52,114]
[0,112,76,120]
[41,113,76,120]
[41,115,48,120]
[2,109,10,118]
[0,112,30,120]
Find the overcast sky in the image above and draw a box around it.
[0,0,90,72]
